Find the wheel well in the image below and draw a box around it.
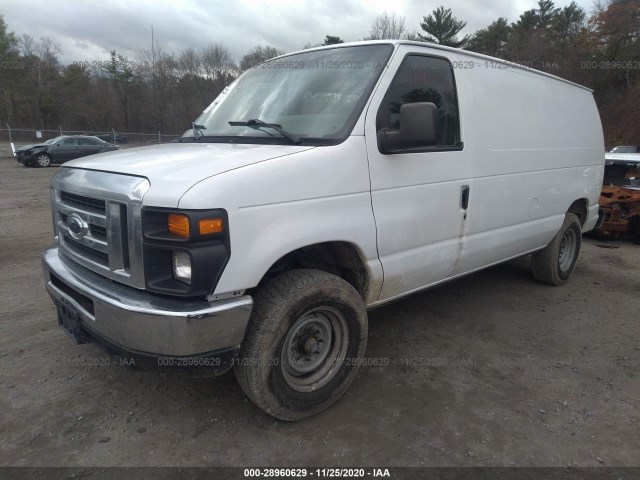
[567,199,588,227]
[251,242,369,300]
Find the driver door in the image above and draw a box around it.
[51,137,80,162]
[365,48,474,302]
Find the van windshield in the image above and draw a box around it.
[188,44,393,146]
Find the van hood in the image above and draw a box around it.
[62,143,315,207]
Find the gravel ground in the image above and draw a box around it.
[0,159,638,468]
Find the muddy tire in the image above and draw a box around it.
[235,269,367,421]
[531,213,582,286]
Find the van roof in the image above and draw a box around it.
[285,40,593,93]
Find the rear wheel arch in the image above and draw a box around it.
[567,198,588,228]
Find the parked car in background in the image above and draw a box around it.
[14,137,58,162]
[610,145,640,153]
[96,133,128,144]
[16,135,120,167]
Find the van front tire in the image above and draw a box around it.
[235,269,368,421]
[531,213,582,286]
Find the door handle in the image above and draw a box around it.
[460,185,470,210]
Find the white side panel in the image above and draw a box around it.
[461,166,603,272]
[473,70,603,158]
[458,63,604,271]
[178,136,383,303]
[364,44,604,305]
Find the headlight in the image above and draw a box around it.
[172,251,192,285]
[142,207,230,297]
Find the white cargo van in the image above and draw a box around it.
[42,41,604,420]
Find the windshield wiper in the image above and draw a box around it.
[228,119,300,144]
[192,123,206,139]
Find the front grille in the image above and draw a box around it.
[52,169,150,289]
[64,235,109,265]
[60,213,107,242]
[57,191,121,274]
[90,224,107,241]
[60,191,106,213]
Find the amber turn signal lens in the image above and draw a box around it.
[199,218,223,235]
[168,213,190,239]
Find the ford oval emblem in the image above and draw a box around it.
[67,213,89,239]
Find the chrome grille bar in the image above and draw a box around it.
[57,203,107,227]
[107,202,127,272]
[51,169,150,289]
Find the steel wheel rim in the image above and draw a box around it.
[558,229,577,272]
[281,306,349,392]
[36,155,50,166]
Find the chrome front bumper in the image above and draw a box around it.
[42,246,252,357]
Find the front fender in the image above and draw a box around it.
[177,136,382,300]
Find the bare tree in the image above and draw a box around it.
[17,33,34,56]
[0,15,19,125]
[178,48,201,77]
[19,35,62,128]
[200,43,236,80]
[175,48,207,127]
[364,12,407,40]
[239,45,286,71]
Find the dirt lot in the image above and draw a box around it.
[1,158,639,468]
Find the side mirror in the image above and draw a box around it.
[378,102,439,153]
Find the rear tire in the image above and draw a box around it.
[531,213,582,286]
[235,269,368,421]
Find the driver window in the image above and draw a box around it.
[377,55,461,148]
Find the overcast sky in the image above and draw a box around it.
[1,0,597,64]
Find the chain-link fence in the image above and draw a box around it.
[0,126,183,158]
